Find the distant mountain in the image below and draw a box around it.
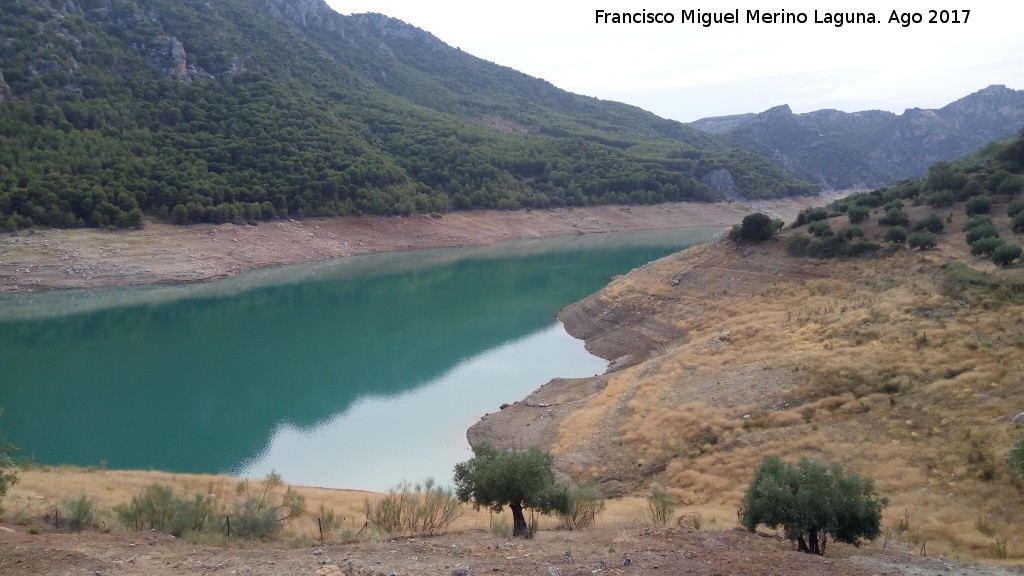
[690,85,1024,190]
[0,0,814,230]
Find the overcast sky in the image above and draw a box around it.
[323,1,1023,122]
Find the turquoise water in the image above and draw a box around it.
[0,228,716,490]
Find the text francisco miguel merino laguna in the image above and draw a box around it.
[594,9,972,27]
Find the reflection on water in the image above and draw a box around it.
[235,323,604,490]
[0,228,717,489]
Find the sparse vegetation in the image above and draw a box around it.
[555,483,605,530]
[364,478,462,536]
[0,419,17,518]
[646,486,676,525]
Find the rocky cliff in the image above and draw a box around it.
[694,85,1024,190]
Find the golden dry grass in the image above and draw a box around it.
[551,217,1024,560]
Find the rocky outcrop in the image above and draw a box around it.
[0,70,12,102]
[698,85,1024,190]
[146,35,212,84]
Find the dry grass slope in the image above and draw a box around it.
[554,212,1024,561]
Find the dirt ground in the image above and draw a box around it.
[0,197,836,293]
[3,519,1020,576]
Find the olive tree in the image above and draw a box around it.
[739,456,887,555]
[1008,435,1024,482]
[453,441,570,537]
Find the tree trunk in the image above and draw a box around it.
[808,530,821,555]
[797,534,809,553]
[509,503,529,538]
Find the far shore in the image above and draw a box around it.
[0,197,830,294]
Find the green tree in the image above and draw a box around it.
[965,195,993,216]
[884,226,907,244]
[739,456,887,555]
[991,243,1022,266]
[908,231,936,250]
[846,204,869,224]
[453,441,570,537]
[739,212,776,241]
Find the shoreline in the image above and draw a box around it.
[0,198,827,293]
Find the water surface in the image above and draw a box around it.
[0,228,716,490]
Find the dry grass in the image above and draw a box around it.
[552,223,1024,560]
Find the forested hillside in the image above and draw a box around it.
[0,0,815,231]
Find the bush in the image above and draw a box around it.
[965,223,1000,245]
[739,456,887,555]
[913,213,945,233]
[884,226,907,244]
[965,195,993,216]
[908,231,936,250]
[962,214,993,231]
[807,220,833,237]
[365,478,462,536]
[556,483,605,531]
[1008,199,1024,218]
[1008,435,1024,481]
[230,497,281,540]
[841,226,864,240]
[992,243,1023,266]
[1013,212,1024,233]
[846,204,869,224]
[927,189,955,207]
[739,212,776,241]
[971,236,1004,256]
[647,486,676,525]
[62,495,96,531]
[115,484,217,536]
[0,422,18,517]
[794,207,829,227]
[879,208,910,227]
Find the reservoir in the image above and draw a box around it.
[0,227,717,490]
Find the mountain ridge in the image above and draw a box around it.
[690,85,1024,190]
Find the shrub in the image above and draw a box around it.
[62,495,96,531]
[996,175,1024,196]
[1008,199,1024,218]
[786,233,814,256]
[1013,212,1024,233]
[647,486,676,525]
[807,220,833,237]
[556,483,605,530]
[879,208,910,227]
[1008,435,1024,481]
[965,195,993,216]
[992,243,1023,266]
[913,213,945,233]
[908,231,936,250]
[230,497,281,540]
[884,226,907,244]
[739,456,887,555]
[927,189,955,207]
[841,226,864,240]
[846,204,869,223]
[115,484,217,536]
[365,478,462,536]
[963,214,994,232]
[965,223,1000,245]
[0,422,17,517]
[739,212,776,241]
[971,236,1004,256]
[794,207,829,227]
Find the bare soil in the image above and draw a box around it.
[3,519,1019,576]
[0,202,753,293]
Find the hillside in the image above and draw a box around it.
[470,129,1024,560]
[690,85,1024,190]
[0,0,815,231]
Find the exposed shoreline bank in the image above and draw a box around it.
[0,197,829,293]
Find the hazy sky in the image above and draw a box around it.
[323,0,1023,122]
